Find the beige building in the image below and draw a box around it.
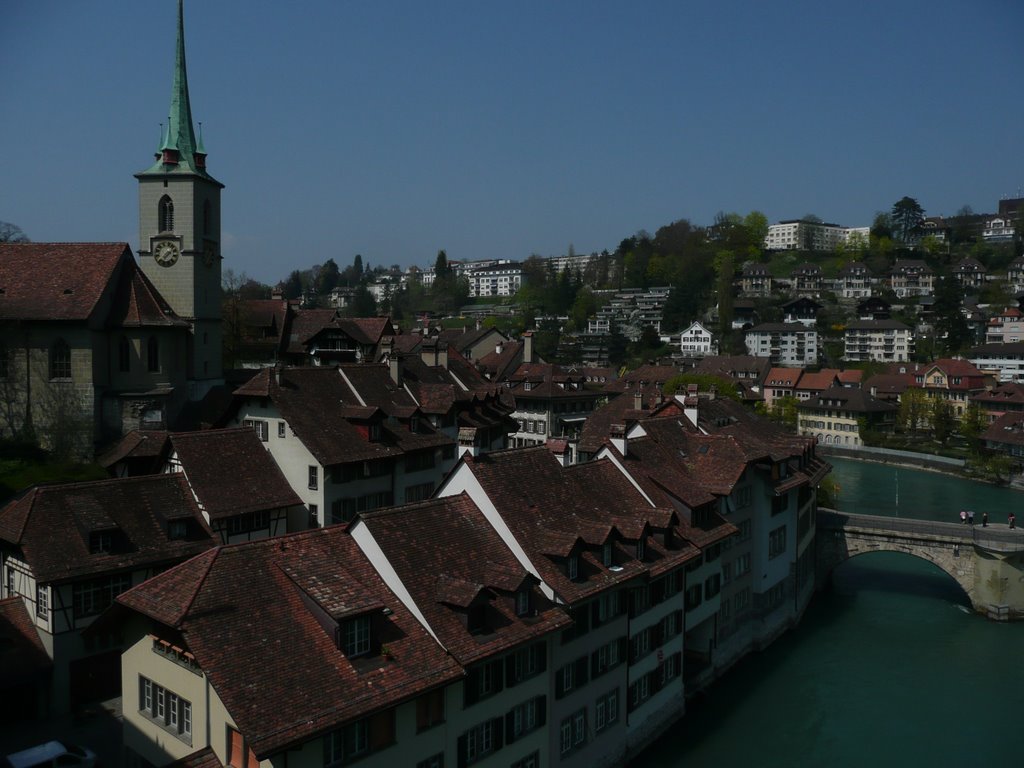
[842,320,914,363]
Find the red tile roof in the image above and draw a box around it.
[578,385,677,454]
[358,494,569,665]
[116,528,462,757]
[97,430,171,470]
[0,475,216,584]
[170,429,302,519]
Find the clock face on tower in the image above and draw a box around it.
[154,240,180,267]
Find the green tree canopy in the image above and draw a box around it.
[891,197,926,243]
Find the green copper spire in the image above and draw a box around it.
[140,0,219,179]
[168,0,197,161]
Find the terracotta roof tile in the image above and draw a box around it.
[359,495,569,665]
[117,529,462,757]
[170,429,302,519]
[0,475,216,584]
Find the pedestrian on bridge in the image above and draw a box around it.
[968,510,975,525]
[960,510,967,524]
[1010,512,1017,530]
[982,512,989,527]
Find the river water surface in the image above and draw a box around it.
[633,457,1024,767]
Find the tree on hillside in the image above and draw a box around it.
[931,398,955,446]
[932,273,970,355]
[898,388,928,432]
[282,270,304,300]
[315,258,340,294]
[0,221,29,242]
[891,197,925,243]
[743,211,769,256]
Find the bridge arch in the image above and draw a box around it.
[815,510,1024,619]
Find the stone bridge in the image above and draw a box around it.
[817,509,1024,620]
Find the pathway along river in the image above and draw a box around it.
[634,456,1024,767]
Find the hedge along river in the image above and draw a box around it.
[631,457,1024,767]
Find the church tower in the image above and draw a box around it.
[138,0,224,398]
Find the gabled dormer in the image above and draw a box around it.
[436,574,494,635]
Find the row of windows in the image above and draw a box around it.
[139,676,192,743]
[117,336,161,373]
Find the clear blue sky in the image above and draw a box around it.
[2,1,1022,285]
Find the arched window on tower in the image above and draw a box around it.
[118,336,131,373]
[203,200,211,236]
[50,339,72,380]
[159,195,174,232]
[147,336,160,373]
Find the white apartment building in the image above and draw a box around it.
[986,308,1024,345]
[765,221,865,252]
[467,262,523,297]
[967,343,1024,383]
[842,320,914,363]
[744,323,818,367]
[836,262,873,299]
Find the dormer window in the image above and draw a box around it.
[369,423,382,442]
[342,616,371,657]
[515,589,531,617]
[410,416,419,432]
[168,520,188,541]
[636,535,646,561]
[523,381,532,391]
[467,603,487,634]
[602,542,613,567]
[567,554,579,581]
[90,531,112,554]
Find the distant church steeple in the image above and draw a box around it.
[137,0,224,398]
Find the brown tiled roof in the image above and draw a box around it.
[165,747,223,768]
[764,367,803,388]
[0,242,127,321]
[170,429,302,519]
[477,341,523,381]
[972,382,1024,407]
[360,494,569,665]
[0,596,52,688]
[578,385,676,454]
[0,243,184,328]
[795,370,841,392]
[697,397,814,462]
[864,373,912,398]
[233,368,406,466]
[0,475,216,584]
[459,449,697,603]
[798,387,897,414]
[506,363,604,402]
[693,355,770,384]
[97,430,171,470]
[116,529,463,757]
[981,412,1024,448]
[603,364,680,394]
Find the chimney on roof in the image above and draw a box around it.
[272,287,284,301]
[496,341,504,356]
[523,331,534,363]
[634,382,644,411]
[273,364,283,387]
[388,354,403,385]
[610,423,628,457]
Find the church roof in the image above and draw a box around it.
[0,242,186,328]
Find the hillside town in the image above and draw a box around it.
[2,4,1024,768]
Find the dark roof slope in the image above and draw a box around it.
[0,475,216,584]
[0,596,52,688]
[359,494,569,665]
[117,529,462,757]
[170,429,302,519]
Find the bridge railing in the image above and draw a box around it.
[818,508,1024,552]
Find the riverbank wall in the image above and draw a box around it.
[818,444,965,472]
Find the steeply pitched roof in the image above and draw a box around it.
[170,429,301,519]
[798,387,897,414]
[359,494,569,665]
[0,475,216,584]
[981,412,1024,447]
[117,529,462,757]
[579,385,678,454]
[0,243,183,326]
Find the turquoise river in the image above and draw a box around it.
[634,456,1024,767]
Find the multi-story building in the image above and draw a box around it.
[0,475,216,714]
[229,364,456,527]
[970,382,1024,422]
[588,288,672,340]
[1007,257,1024,294]
[744,323,818,367]
[982,217,1016,242]
[677,321,717,357]
[503,363,603,456]
[953,257,987,290]
[765,221,845,252]
[836,261,873,299]
[762,367,803,409]
[905,359,988,419]
[966,342,1024,384]
[739,264,773,297]
[890,260,934,298]
[115,526,465,768]
[985,308,1024,345]
[790,263,823,295]
[842,320,914,363]
[781,297,822,327]
[797,387,897,447]
[468,263,524,298]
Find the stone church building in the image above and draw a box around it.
[0,1,223,458]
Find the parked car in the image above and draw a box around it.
[3,741,96,768]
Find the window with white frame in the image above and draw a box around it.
[139,676,192,742]
[768,525,787,559]
[36,584,48,619]
[243,419,268,441]
[342,616,370,657]
[595,689,619,732]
